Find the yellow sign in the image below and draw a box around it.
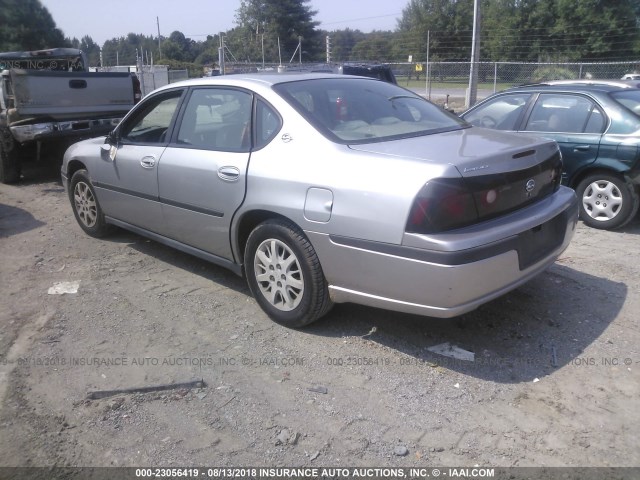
[415,64,423,72]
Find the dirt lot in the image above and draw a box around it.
[0,160,639,471]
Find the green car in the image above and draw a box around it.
[462,81,640,229]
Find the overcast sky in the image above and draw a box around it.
[41,0,403,45]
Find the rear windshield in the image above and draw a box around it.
[610,90,640,117]
[273,78,466,144]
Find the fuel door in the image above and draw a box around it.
[304,187,333,223]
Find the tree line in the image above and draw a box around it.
[1,0,639,74]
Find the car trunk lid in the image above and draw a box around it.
[349,127,563,228]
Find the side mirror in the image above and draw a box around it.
[105,129,118,145]
[101,130,118,160]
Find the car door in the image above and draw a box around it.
[157,87,254,261]
[520,93,604,182]
[94,89,184,233]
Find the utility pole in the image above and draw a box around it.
[425,30,430,100]
[466,0,481,108]
[157,17,162,61]
[299,36,302,64]
[326,36,331,64]
[218,33,225,75]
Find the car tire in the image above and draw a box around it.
[0,128,22,184]
[69,169,113,238]
[576,173,639,230]
[244,219,333,328]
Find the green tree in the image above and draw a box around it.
[101,33,159,67]
[77,36,101,66]
[0,0,68,51]
[350,31,395,61]
[326,28,367,62]
[397,0,475,61]
[235,0,322,62]
[400,0,640,63]
[552,0,639,60]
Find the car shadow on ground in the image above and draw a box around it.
[112,225,625,385]
[99,225,626,385]
[615,214,640,234]
[0,203,46,237]
[14,158,64,187]
[103,229,250,294]
[303,263,627,384]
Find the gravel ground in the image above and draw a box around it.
[0,160,639,471]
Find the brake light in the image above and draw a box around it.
[406,178,479,234]
[335,97,347,121]
[550,152,562,191]
[132,75,142,103]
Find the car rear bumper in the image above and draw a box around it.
[10,117,121,143]
[306,186,579,318]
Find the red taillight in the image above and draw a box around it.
[132,75,142,104]
[406,178,479,234]
[550,153,563,191]
[335,97,347,121]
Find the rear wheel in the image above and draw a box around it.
[69,169,113,237]
[576,173,639,230]
[244,219,333,328]
[0,128,22,184]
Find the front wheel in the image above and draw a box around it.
[244,219,333,328]
[69,169,113,237]
[576,173,639,230]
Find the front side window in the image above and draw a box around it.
[464,93,531,130]
[274,78,466,144]
[177,88,252,152]
[524,94,604,134]
[120,90,182,144]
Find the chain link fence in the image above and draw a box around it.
[168,69,189,84]
[106,60,640,102]
[388,61,640,105]
[100,66,189,97]
[220,60,640,105]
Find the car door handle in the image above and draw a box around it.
[140,156,156,168]
[217,166,240,182]
[573,145,591,152]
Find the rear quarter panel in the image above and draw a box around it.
[235,95,455,248]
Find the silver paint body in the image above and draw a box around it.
[62,74,579,318]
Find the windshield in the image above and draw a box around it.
[273,78,466,144]
[610,90,640,117]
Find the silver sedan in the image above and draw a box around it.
[62,74,579,327]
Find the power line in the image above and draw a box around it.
[319,12,402,28]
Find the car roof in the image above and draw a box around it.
[155,72,381,92]
[503,80,640,94]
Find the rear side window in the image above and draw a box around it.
[611,90,640,117]
[464,93,531,130]
[524,94,605,134]
[255,99,281,150]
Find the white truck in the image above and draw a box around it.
[0,48,141,183]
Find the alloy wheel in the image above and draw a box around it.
[73,181,98,228]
